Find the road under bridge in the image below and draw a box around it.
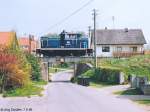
[37,48,93,81]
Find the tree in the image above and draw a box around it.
[26,53,41,81]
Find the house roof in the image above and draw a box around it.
[0,32,15,46]
[18,37,30,46]
[18,37,37,52]
[92,29,146,45]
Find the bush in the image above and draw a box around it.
[71,77,77,83]
[0,46,31,93]
[81,69,95,78]
[81,68,121,84]
[26,53,41,81]
[98,68,120,84]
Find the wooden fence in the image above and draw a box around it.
[113,51,144,58]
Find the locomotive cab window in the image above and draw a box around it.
[102,46,110,52]
[43,40,48,47]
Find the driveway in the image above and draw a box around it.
[0,71,147,112]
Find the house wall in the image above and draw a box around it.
[96,45,144,57]
[19,38,37,53]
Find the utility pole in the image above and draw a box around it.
[92,9,97,69]
[88,26,92,49]
[88,26,91,38]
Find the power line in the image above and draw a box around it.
[40,0,94,36]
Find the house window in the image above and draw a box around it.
[116,47,122,52]
[102,46,110,52]
[130,47,137,52]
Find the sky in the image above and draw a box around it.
[0,0,150,43]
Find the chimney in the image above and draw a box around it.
[29,35,33,54]
[124,28,128,32]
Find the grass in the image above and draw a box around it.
[90,81,116,88]
[49,67,66,73]
[3,84,44,97]
[99,55,150,79]
[114,88,143,95]
[3,80,48,97]
[33,80,48,85]
[136,100,150,105]
[49,68,58,73]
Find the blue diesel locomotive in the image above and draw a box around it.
[41,31,89,49]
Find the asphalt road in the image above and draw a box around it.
[0,71,147,112]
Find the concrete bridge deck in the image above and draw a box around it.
[41,56,93,63]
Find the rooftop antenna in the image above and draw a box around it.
[112,16,115,29]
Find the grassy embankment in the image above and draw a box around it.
[99,55,150,79]
[83,55,150,88]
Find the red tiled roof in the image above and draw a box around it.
[18,37,37,52]
[18,37,30,46]
[0,32,14,46]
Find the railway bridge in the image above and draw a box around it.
[36,31,93,81]
[36,48,93,81]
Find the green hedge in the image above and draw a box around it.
[81,68,121,84]
[99,68,120,84]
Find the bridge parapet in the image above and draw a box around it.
[40,56,93,63]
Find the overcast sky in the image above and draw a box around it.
[0,0,149,43]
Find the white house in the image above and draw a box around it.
[91,28,146,58]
